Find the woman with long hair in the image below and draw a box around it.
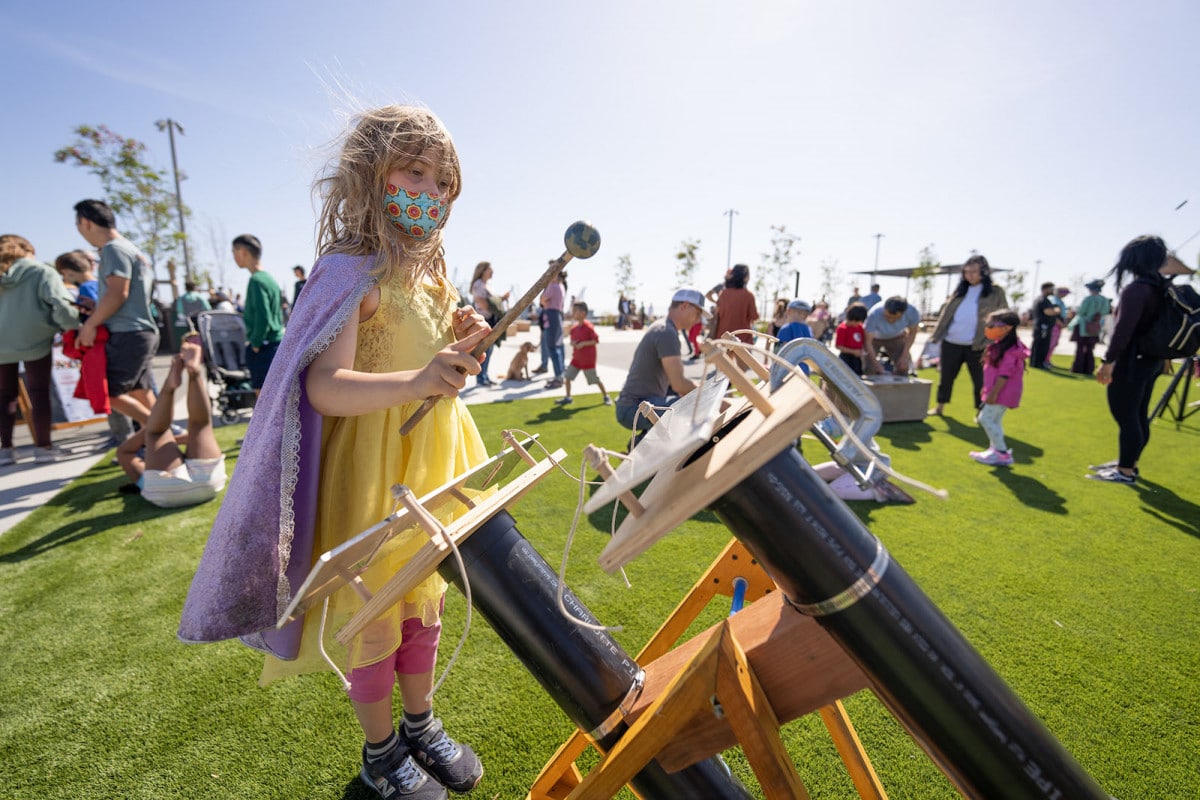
[1088,235,1185,484]
[712,263,758,344]
[927,254,1009,416]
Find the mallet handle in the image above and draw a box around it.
[398,251,574,435]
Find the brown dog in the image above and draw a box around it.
[505,342,538,381]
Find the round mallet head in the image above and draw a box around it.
[564,220,601,259]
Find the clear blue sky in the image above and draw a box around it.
[3,1,1198,316]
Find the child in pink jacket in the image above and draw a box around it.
[970,309,1028,467]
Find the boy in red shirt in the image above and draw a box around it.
[555,301,612,406]
[835,302,868,375]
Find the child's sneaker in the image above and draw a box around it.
[0,447,17,466]
[361,743,447,800]
[602,395,613,406]
[970,448,1013,467]
[404,718,483,793]
[554,396,573,406]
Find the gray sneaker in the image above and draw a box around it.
[361,743,447,800]
[0,447,17,466]
[554,396,573,406]
[404,718,483,793]
[34,446,65,463]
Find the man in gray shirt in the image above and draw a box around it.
[74,199,159,426]
[615,287,706,443]
[864,296,921,375]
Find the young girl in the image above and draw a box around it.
[969,309,1028,467]
[179,106,489,800]
[835,302,868,375]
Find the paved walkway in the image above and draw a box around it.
[0,323,1090,536]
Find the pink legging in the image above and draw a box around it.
[345,616,442,703]
[0,355,52,449]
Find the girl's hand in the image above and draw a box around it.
[1096,362,1113,385]
[453,306,492,345]
[416,338,485,398]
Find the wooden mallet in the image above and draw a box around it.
[398,220,601,435]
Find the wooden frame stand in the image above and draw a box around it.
[528,540,887,800]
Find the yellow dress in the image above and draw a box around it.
[261,269,488,684]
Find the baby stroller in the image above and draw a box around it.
[195,311,257,424]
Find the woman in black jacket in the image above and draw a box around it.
[1089,235,1189,484]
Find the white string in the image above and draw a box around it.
[706,338,949,500]
[427,519,472,702]
[383,483,475,702]
[318,597,352,692]
[502,431,633,613]
[504,429,607,485]
[554,453,624,632]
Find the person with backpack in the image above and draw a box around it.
[1089,235,1194,484]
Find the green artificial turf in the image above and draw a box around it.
[2,357,1198,799]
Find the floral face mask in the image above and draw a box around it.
[383,184,446,238]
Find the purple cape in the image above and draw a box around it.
[178,253,375,659]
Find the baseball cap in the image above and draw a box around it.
[787,299,812,312]
[1085,279,1104,291]
[671,287,711,319]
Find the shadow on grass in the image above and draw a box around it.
[340,777,376,799]
[0,479,197,562]
[930,416,1046,461]
[873,420,933,451]
[991,469,1067,514]
[1134,478,1200,540]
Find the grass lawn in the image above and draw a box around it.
[2,355,1198,799]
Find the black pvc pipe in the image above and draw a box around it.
[440,510,754,800]
[709,446,1108,800]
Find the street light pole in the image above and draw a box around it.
[155,118,191,283]
[723,209,739,270]
[873,233,884,277]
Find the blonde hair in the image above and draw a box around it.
[314,105,463,290]
[0,234,35,276]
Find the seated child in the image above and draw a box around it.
[117,336,226,507]
[835,302,868,375]
[774,299,813,348]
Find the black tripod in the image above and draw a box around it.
[1151,355,1199,422]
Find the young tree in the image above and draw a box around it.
[819,257,841,304]
[912,244,940,316]
[763,225,799,303]
[1002,269,1029,313]
[614,253,638,298]
[675,238,700,287]
[54,124,190,280]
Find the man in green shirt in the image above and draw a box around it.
[232,234,283,395]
